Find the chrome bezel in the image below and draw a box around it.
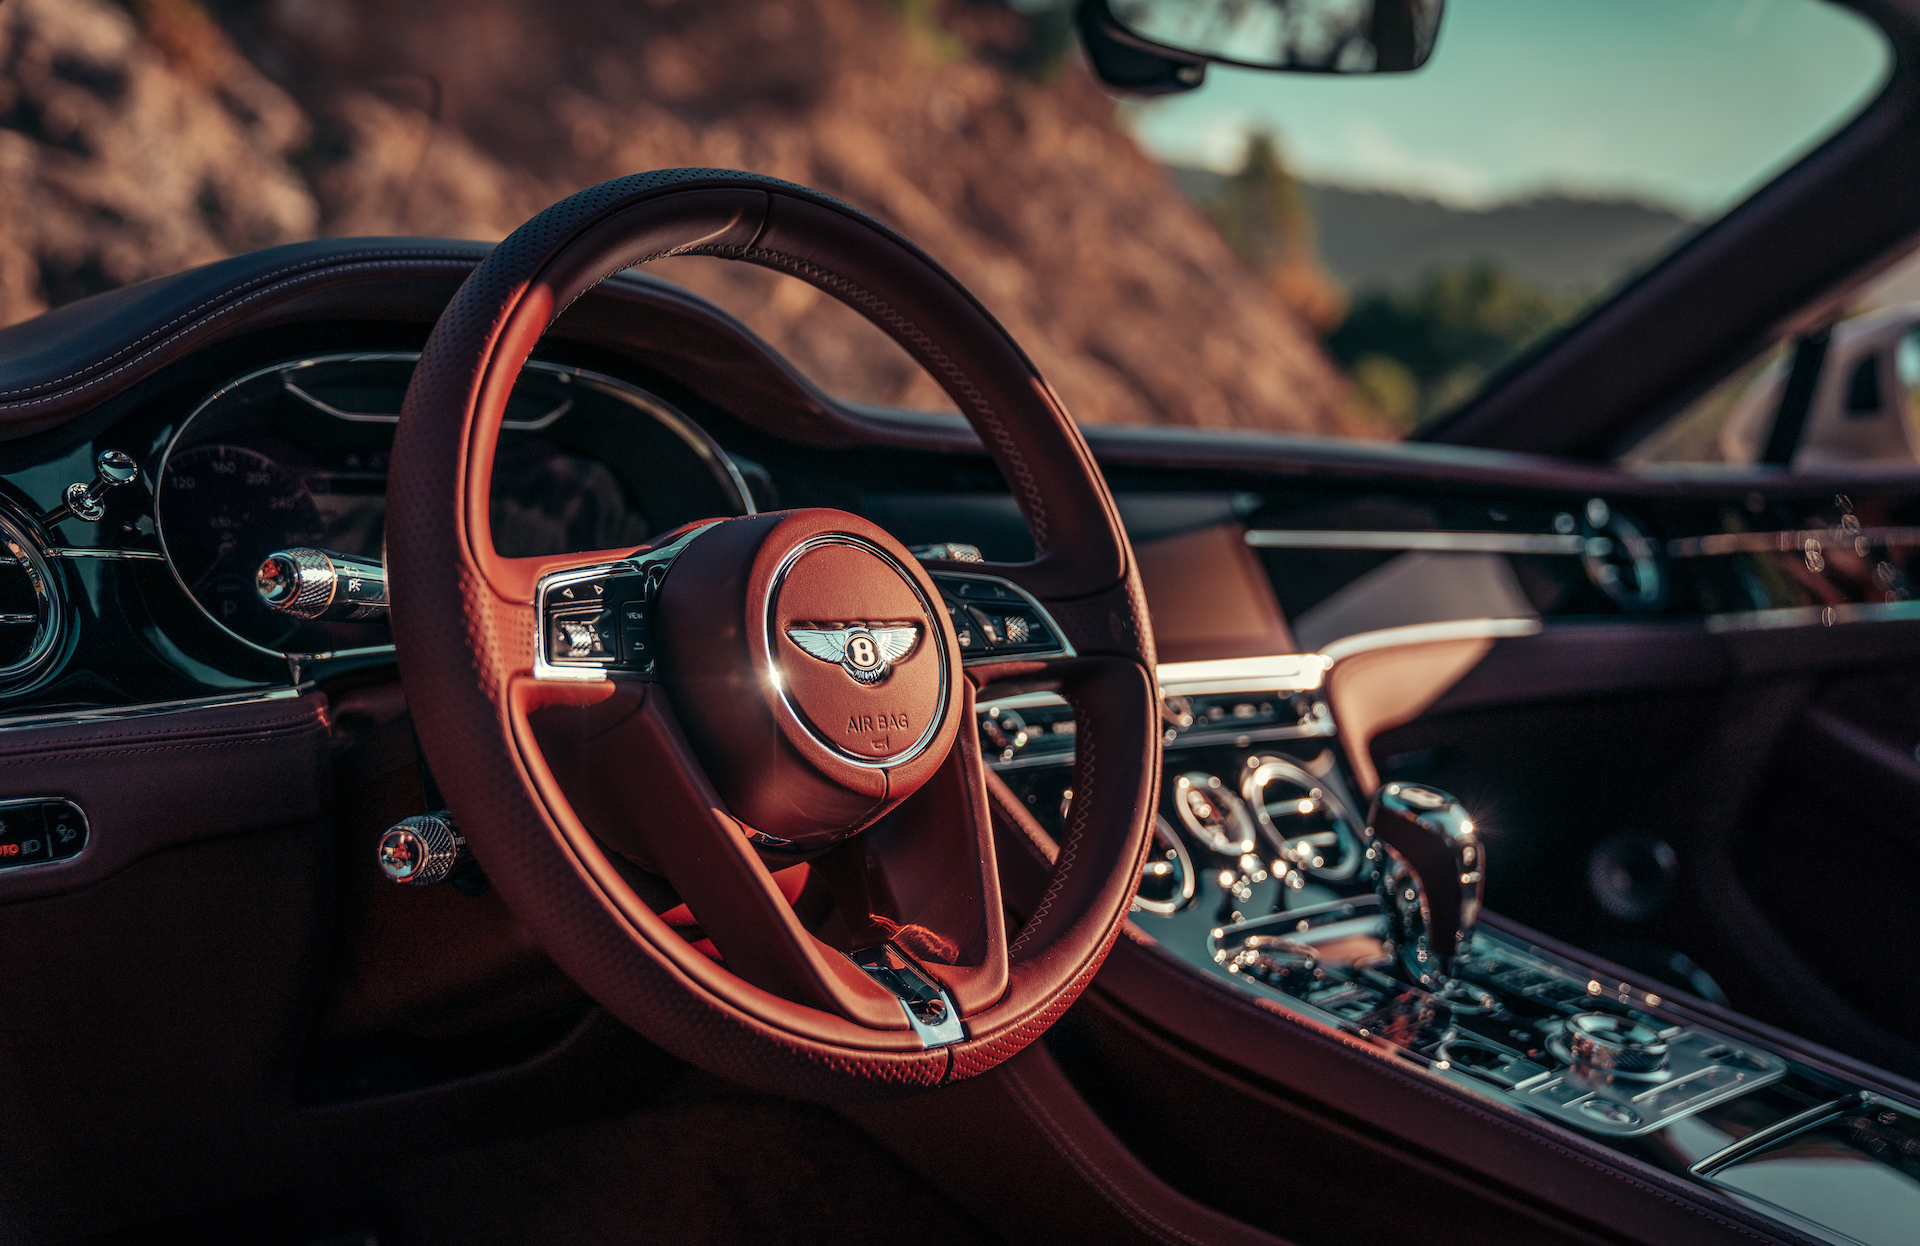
[532,523,717,682]
[157,352,753,660]
[764,534,950,771]
[932,571,1075,664]
[0,511,64,692]
[1132,813,1197,916]
[1171,771,1256,856]
[1242,754,1365,882]
[0,796,88,872]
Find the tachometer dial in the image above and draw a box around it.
[158,444,324,646]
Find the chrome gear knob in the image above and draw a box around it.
[1366,783,1483,989]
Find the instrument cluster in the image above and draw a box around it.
[154,353,753,658]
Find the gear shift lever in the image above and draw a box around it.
[1367,783,1482,990]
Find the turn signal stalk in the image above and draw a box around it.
[256,547,388,622]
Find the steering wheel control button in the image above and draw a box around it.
[1563,1012,1671,1075]
[619,602,652,666]
[534,531,713,679]
[549,606,616,663]
[930,573,1065,661]
[0,799,85,869]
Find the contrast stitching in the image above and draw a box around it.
[698,243,1052,555]
[0,251,479,404]
[1011,694,1091,955]
[0,734,325,767]
[0,711,322,754]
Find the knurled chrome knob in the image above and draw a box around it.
[1565,1011,1670,1075]
[256,547,388,621]
[378,812,468,886]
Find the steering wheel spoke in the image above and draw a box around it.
[389,170,1157,1093]
[516,680,917,1029]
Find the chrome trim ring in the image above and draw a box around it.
[1133,814,1197,915]
[1241,755,1364,882]
[763,533,950,771]
[0,511,63,691]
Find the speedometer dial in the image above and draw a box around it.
[158,444,324,646]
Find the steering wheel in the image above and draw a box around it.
[387,170,1159,1097]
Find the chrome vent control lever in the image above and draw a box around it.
[1366,783,1482,989]
[256,548,387,622]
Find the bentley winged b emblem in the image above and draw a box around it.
[786,623,921,685]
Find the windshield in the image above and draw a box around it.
[4,0,1894,442]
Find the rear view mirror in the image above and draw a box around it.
[1078,0,1445,94]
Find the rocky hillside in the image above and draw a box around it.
[0,0,1371,436]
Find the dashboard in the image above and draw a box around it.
[0,239,1909,728]
[0,239,1917,1246]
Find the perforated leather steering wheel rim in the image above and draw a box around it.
[387,170,1160,1098]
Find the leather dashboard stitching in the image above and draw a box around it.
[0,709,323,753]
[0,250,479,405]
[1116,936,1809,1246]
[0,727,326,768]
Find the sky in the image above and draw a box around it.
[1125,0,1892,215]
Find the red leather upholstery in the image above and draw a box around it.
[388,171,1157,1097]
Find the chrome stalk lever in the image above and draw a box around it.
[39,449,139,527]
[1366,783,1482,990]
[378,811,488,895]
[256,548,387,622]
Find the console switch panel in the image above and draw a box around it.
[0,798,87,869]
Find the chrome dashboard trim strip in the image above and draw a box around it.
[1158,654,1329,695]
[1687,1093,1864,1176]
[0,685,305,733]
[1705,599,1920,632]
[1317,617,1544,663]
[1247,529,1588,555]
[1668,526,1920,558]
[50,547,166,561]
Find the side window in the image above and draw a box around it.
[1900,328,1920,426]
[1626,302,1920,468]
[1845,353,1883,414]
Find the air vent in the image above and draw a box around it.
[0,514,61,688]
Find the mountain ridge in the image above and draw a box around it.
[1172,164,1695,294]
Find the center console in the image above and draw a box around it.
[986,657,1920,1246]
